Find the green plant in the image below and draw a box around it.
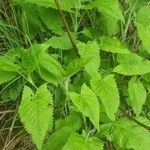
[1,0,150,149]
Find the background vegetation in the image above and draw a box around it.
[0,0,150,149]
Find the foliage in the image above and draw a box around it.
[19,84,53,149]
[99,118,150,150]
[1,0,150,149]
[91,74,120,121]
[69,84,100,130]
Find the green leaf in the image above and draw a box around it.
[98,36,130,54]
[43,127,73,150]
[55,112,82,131]
[62,133,103,150]
[38,7,63,35]
[39,52,65,80]
[69,84,100,130]
[136,23,150,54]
[22,0,84,12]
[0,56,20,72]
[100,118,150,150]
[19,84,53,150]
[93,0,124,22]
[91,74,120,121]
[22,43,64,83]
[77,41,100,76]
[135,116,150,127]
[37,67,58,86]
[100,12,120,36]
[0,71,18,84]
[20,3,43,39]
[113,53,150,75]
[143,72,150,83]
[22,43,50,73]
[46,33,73,50]
[136,6,150,27]
[66,57,91,77]
[128,77,146,116]
[43,112,82,150]
[136,6,150,54]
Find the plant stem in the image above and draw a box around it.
[54,0,79,53]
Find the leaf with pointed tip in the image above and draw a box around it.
[100,118,150,150]
[98,36,130,54]
[22,43,51,73]
[43,112,83,150]
[136,23,150,54]
[39,52,65,80]
[69,84,100,130]
[77,41,100,76]
[55,112,83,131]
[100,12,120,36]
[0,56,20,72]
[62,133,103,150]
[19,84,53,150]
[21,0,84,12]
[93,0,124,22]
[128,77,146,116]
[136,6,150,54]
[38,7,63,35]
[22,43,64,84]
[91,75,120,121]
[46,33,73,50]
[43,127,73,150]
[37,67,58,86]
[66,57,91,77]
[113,53,150,75]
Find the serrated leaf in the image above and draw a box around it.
[62,133,103,150]
[136,6,150,27]
[55,112,82,131]
[77,41,100,76]
[20,3,43,39]
[100,118,150,150]
[37,67,58,86]
[22,43,64,83]
[98,36,129,54]
[21,0,84,12]
[136,23,150,54]
[69,84,100,130]
[100,12,120,36]
[93,0,124,22]
[136,6,150,54]
[113,53,150,75]
[143,72,150,83]
[22,46,41,73]
[43,111,83,150]
[0,56,20,72]
[0,71,18,84]
[22,43,51,73]
[128,77,146,116]
[19,84,53,150]
[39,52,65,79]
[91,74,120,121]
[46,33,73,50]
[43,127,73,150]
[66,57,91,77]
[38,7,63,35]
